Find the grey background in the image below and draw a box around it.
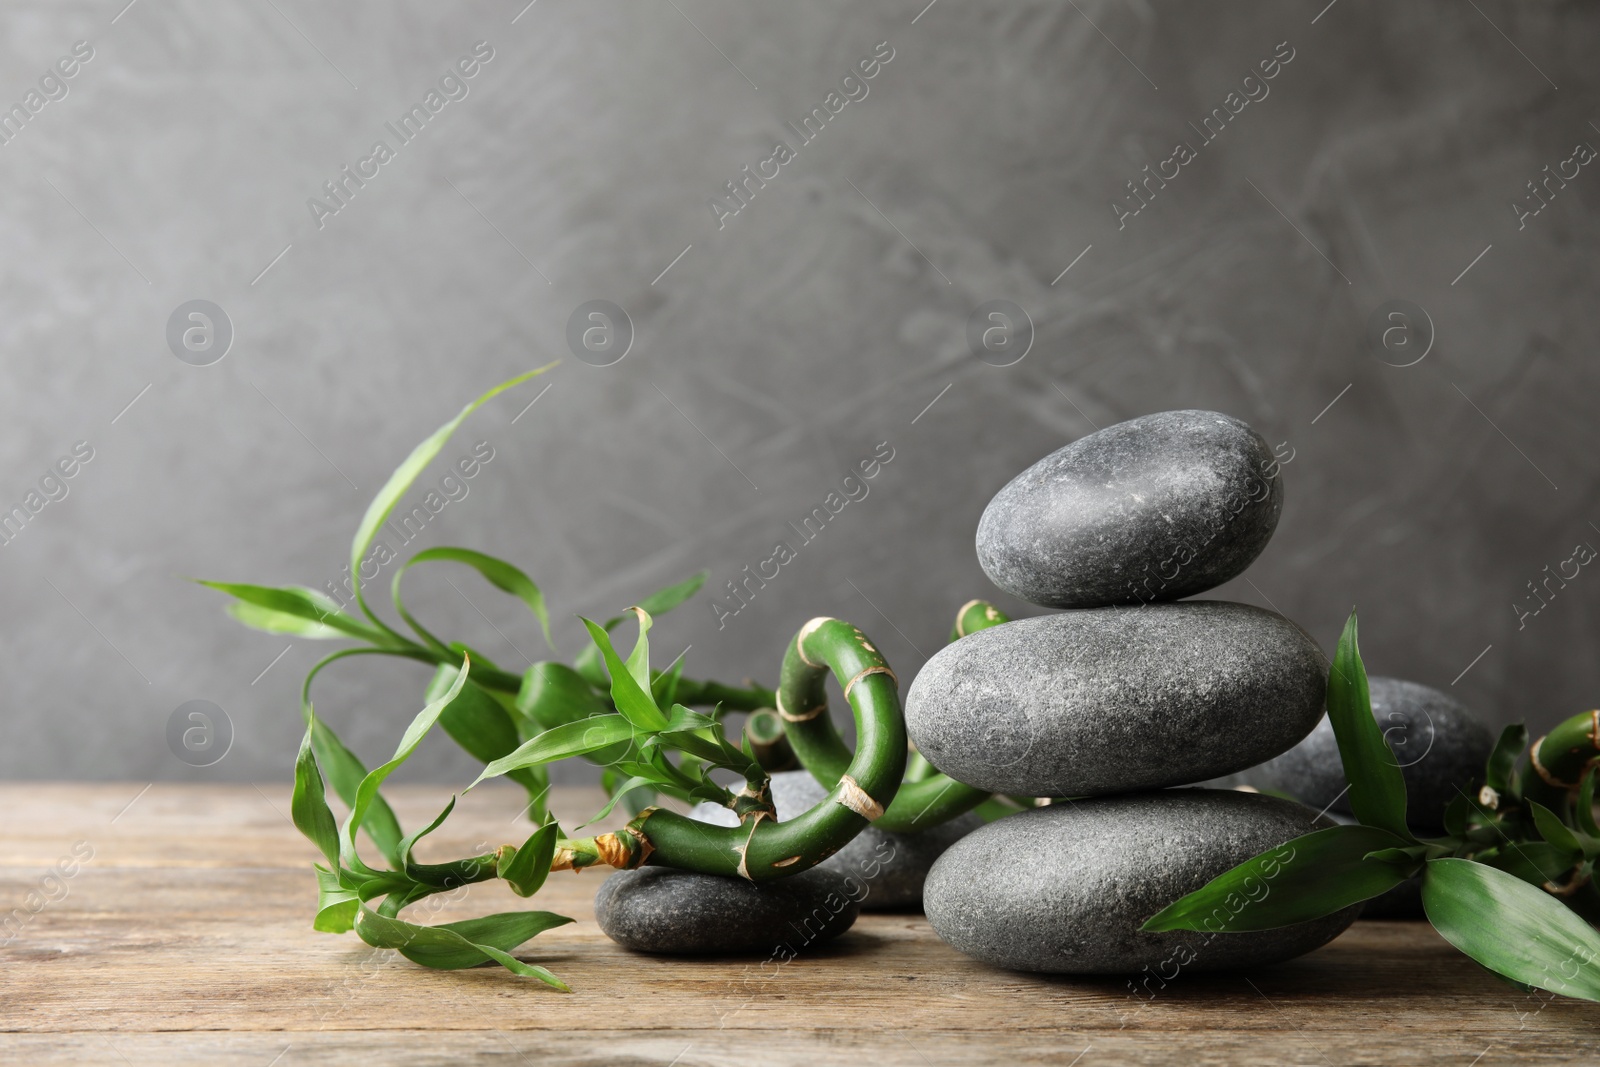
[1,0,1596,785]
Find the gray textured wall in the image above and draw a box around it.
[2,1,1596,785]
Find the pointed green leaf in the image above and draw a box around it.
[1143,824,1416,933]
[472,715,636,786]
[291,723,341,867]
[518,662,609,731]
[1531,802,1585,856]
[340,655,471,868]
[581,777,657,828]
[199,581,389,643]
[304,711,405,868]
[579,617,668,731]
[349,368,553,622]
[572,570,707,684]
[312,865,360,933]
[352,904,572,987]
[1326,611,1411,840]
[1578,769,1600,841]
[424,664,545,803]
[1486,723,1528,795]
[1422,857,1600,1002]
[397,546,554,652]
[621,607,653,691]
[498,822,560,897]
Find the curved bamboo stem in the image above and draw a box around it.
[781,601,1012,832]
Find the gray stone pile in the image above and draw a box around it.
[912,410,1361,973]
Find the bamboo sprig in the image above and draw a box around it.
[1144,609,1600,1003]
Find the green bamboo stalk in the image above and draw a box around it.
[782,602,1012,832]
[547,617,908,881]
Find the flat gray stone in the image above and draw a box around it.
[976,410,1285,608]
[690,770,984,909]
[924,789,1358,974]
[594,865,861,956]
[905,602,1326,796]
[1246,677,1495,829]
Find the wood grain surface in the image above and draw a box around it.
[2,783,1596,1066]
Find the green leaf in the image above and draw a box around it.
[291,723,341,867]
[396,546,554,652]
[635,570,709,616]
[349,368,553,624]
[621,607,653,691]
[198,581,390,644]
[601,768,658,819]
[497,822,560,897]
[572,570,707,684]
[1481,840,1581,887]
[340,655,471,868]
[397,795,457,874]
[1422,857,1600,1002]
[1578,769,1600,841]
[579,617,668,732]
[518,662,609,731]
[226,600,343,639]
[1143,824,1417,932]
[305,712,406,868]
[312,865,360,933]
[581,776,657,828]
[425,665,545,807]
[1485,723,1528,795]
[352,904,572,987]
[1531,802,1585,856]
[1325,611,1411,840]
[472,715,636,786]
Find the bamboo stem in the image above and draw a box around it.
[782,601,1012,832]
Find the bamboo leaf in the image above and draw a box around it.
[198,581,389,644]
[1422,857,1600,1002]
[1485,723,1528,795]
[472,715,636,786]
[621,607,654,691]
[518,662,609,731]
[1531,802,1585,856]
[1326,611,1411,840]
[291,723,341,867]
[312,865,359,933]
[579,617,668,732]
[1143,824,1416,933]
[352,904,572,987]
[572,570,707,684]
[397,546,554,652]
[349,368,553,624]
[1579,768,1600,841]
[1481,840,1581,887]
[497,822,560,897]
[580,777,657,828]
[305,712,405,868]
[424,665,545,807]
[340,655,471,868]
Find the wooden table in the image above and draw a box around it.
[3,783,1596,1065]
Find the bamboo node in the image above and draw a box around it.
[1530,736,1581,790]
[835,774,885,821]
[734,811,770,881]
[843,664,898,701]
[777,691,826,723]
[795,617,833,667]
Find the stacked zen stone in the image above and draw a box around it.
[910,410,1361,974]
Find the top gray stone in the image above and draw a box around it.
[976,410,1285,608]
[1245,676,1496,829]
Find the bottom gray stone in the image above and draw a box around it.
[924,789,1359,974]
[689,770,983,909]
[593,866,862,956]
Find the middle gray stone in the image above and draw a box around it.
[904,602,1327,797]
